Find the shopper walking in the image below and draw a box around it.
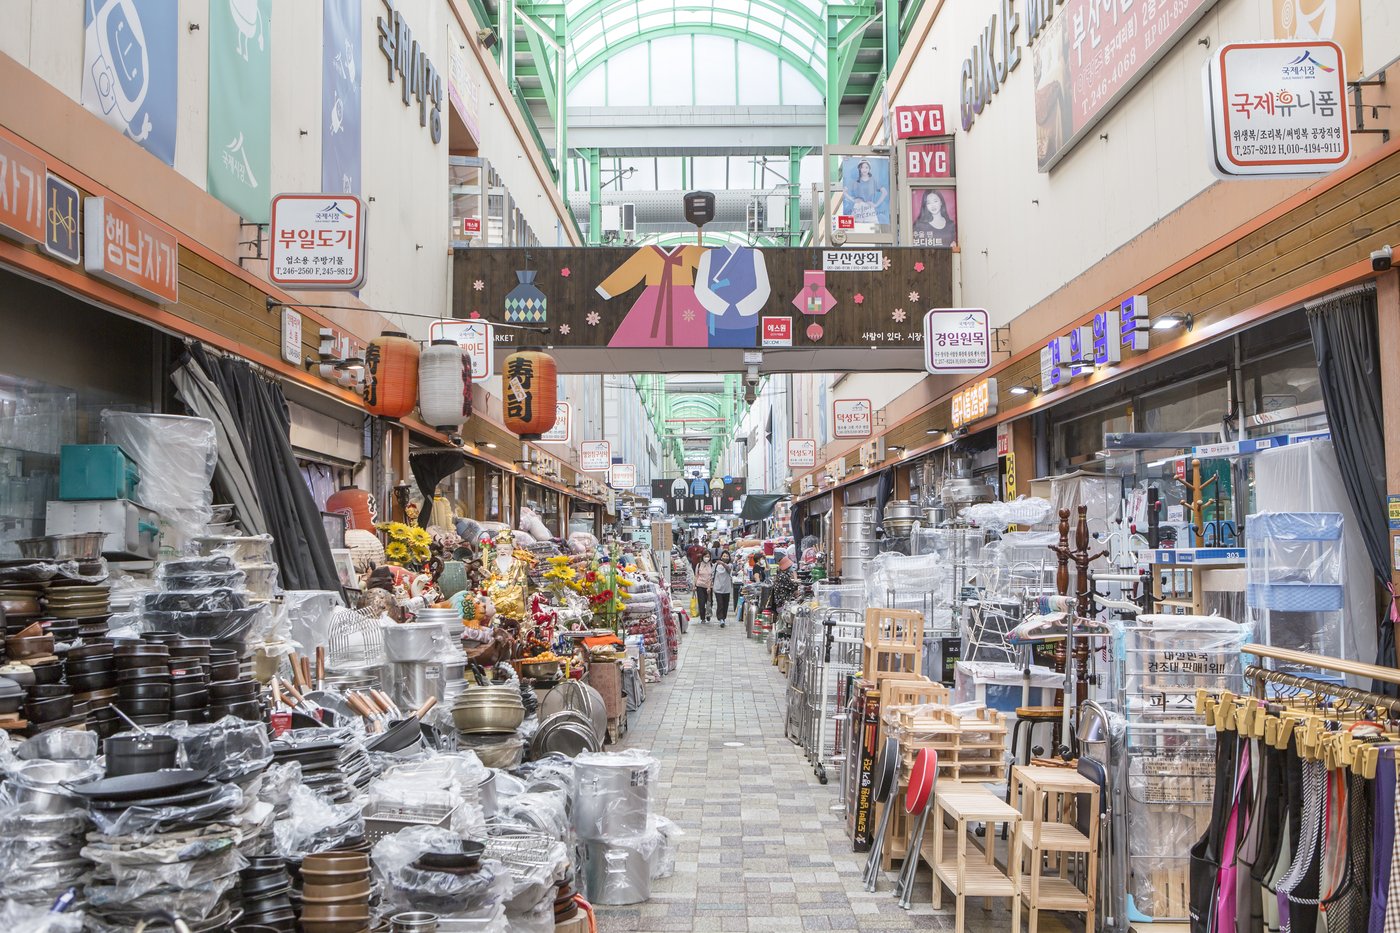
[693,553,715,622]
[713,555,733,628]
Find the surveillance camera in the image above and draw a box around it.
[1373,245,1394,272]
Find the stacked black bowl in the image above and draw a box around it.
[114,641,171,726]
[169,637,212,722]
[240,856,295,932]
[210,676,262,722]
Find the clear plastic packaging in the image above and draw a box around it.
[496,790,569,839]
[0,896,85,933]
[147,716,273,781]
[371,825,511,919]
[140,604,272,646]
[572,749,658,840]
[650,814,681,879]
[579,833,661,905]
[101,411,217,551]
[272,782,365,857]
[87,781,244,837]
[1246,511,1346,664]
[283,589,345,652]
[14,729,99,761]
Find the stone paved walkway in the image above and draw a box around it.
[594,621,1075,933]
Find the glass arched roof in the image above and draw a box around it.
[563,0,828,92]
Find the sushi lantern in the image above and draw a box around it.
[418,339,472,435]
[364,331,419,418]
[502,350,558,439]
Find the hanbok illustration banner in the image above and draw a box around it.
[451,247,949,350]
[650,477,746,515]
[209,0,272,222]
[82,0,178,166]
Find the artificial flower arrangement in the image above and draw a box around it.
[377,521,432,569]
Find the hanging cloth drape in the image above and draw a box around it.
[171,352,268,538]
[185,345,341,591]
[874,467,896,534]
[409,449,470,529]
[1306,285,1394,686]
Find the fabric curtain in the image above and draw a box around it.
[184,345,342,592]
[409,449,470,529]
[874,467,895,533]
[171,356,268,538]
[1306,285,1393,683]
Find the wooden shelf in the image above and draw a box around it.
[935,858,1017,898]
[1018,821,1092,853]
[1017,874,1091,911]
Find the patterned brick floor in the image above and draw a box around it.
[594,621,1075,933]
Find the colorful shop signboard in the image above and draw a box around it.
[833,399,873,439]
[950,379,998,430]
[269,193,368,290]
[650,476,747,515]
[451,248,950,351]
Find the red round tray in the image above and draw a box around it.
[905,747,937,815]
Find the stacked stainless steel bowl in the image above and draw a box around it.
[841,505,878,581]
[450,684,525,735]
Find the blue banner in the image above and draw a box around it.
[322,0,362,195]
[81,0,178,166]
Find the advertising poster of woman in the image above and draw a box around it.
[909,187,958,249]
[839,156,891,234]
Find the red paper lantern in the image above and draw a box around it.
[502,350,558,439]
[364,330,419,418]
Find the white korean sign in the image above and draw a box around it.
[269,193,368,289]
[833,399,873,439]
[580,441,612,473]
[428,319,494,380]
[1206,41,1350,178]
[822,250,883,272]
[787,438,817,469]
[924,309,991,374]
[609,463,637,490]
[281,309,302,365]
[540,403,571,444]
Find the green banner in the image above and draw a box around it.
[208,0,271,222]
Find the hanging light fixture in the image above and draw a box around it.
[501,349,559,439]
[418,339,472,438]
[363,331,419,418]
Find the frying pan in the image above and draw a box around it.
[66,768,211,800]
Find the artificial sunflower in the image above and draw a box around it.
[408,527,432,548]
[384,541,410,563]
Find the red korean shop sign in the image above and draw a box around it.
[83,197,178,304]
[903,140,955,180]
[0,136,45,245]
[762,316,793,347]
[833,399,873,439]
[1032,0,1218,171]
[893,104,946,140]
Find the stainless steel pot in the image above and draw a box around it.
[843,506,878,525]
[478,771,498,819]
[15,533,104,562]
[581,841,654,905]
[840,522,879,543]
[842,557,872,581]
[882,500,922,522]
[841,538,880,559]
[382,622,446,663]
[574,756,654,839]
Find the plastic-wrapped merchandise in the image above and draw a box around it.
[650,814,682,879]
[572,749,659,840]
[140,604,272,647]
[272,782,365,857]
[87,781,244,837]
[456,733,525,770]
[580,831,662,905]
[496,789,570,839]
[512,753,575,793]
[13,729,99,762]
[0,896,85,933]
[101,411,217,551]
[507,890,557,933]
[148,715,273,781]
[283,590,344,652]
[371,825,511,920]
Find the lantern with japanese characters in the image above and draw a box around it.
[501,350,558,439]
[364,330,419,418]
[418,339,473,436]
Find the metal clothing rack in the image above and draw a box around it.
[1243,642,1400,696]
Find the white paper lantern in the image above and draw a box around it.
[418,339,472,434]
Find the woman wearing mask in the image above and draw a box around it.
[693,553,715,623]
[713,554,734,629]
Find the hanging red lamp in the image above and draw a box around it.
[364,330,419,418]
[418,339,472,437]
[502,349,558,439]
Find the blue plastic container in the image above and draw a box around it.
[58,445,139,501]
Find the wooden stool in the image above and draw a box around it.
[864,608,924,681]
[1009,765,1100,933]
[927,788,1022,932]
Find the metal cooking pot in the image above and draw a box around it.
[531,710,602,758]
[840,523,878,543]
[580,841,653,905]
[574,757,653,839]
[843,506,878,525]
[841,539,880,559]
[537,680,606,740]
[882,500,922,522]
[841,557,872,581]
[382,622,446,663]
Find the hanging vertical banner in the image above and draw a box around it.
[208,0,272,222]
[321,0,362,195]
[82,0,179,166]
